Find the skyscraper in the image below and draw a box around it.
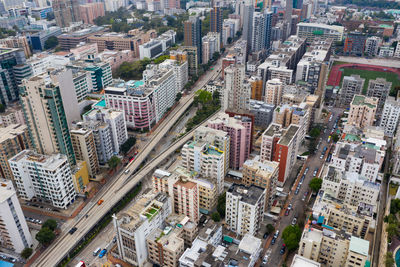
[52,0,81,28]
[223,64,250,111]
[283,0,293,40]
[210,7,223,37]
[184,16,202,64]
[242,4,254,52]
[20,73,76,166]
[251,10,272,53]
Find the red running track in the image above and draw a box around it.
[327,63,400,87]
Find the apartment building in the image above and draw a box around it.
[248,100,275,128]
[0,179,32,253]
[343,32,367,56]
[147,227,185,267]
[242,156,279,210]
[70,126,99,177]
[0,105,25,127]
[9,150,76,209]
[83,108,127,156]
[366,78,391,111]
[159,59,189,92]
[340,75,365,107]
[299,225,370,267]
[113,192,172,267]
[313,190,375,239]
[20,73,76,166]
[330,142,383,182]
[249,76,263,101]
[72,70,93,102]
[181,140,225,195]
[226,184,265,236]
[379,96,400,137]
[170,48,198,76]
[0,124,31,181]
[194,126,230,176]
[165,213,198,247]
[197,219,223,247]
[99,50,135,71]
[364,36,381,57]
[347,95,378,128]
[139,31,176,59]
[264,78,283,106]
[202,32,220,64]
[260,123,300,186]
[223,64,250,111]
[0,35,31,57]
[173,179,200,223]
[296,23,344,42]
[321,166,380,212]
[105,64,178,129]
[79,2,105,24]
[207,112,252,170]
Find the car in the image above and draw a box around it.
[124,169,130,174]
[288,204,293,210]
[274,230,280,238]
[301,195,306,201]
[93,247,101,256]
[271,237,276,245]
[280,244,286,255]
[295,188,300,195]
[301,174,305,181]
[262,255,269,264]
[99,249,107,258]
[285,209,290,216]
[263,233,268,239]
[69,227,77,235]
[97,199,104,205]
[113,236,117,243]
[320,154,324,159]
[10,258,16,263]
[323,146,328,152]
[313,168,319,177]
[304,167,309,174]
[291,217,297,226]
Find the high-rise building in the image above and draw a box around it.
[0,48,29,106]
[250,10,272,53]
[207,112,252,170]
[343,32,367,56]
[340,75,365,107]
[223,64,250,111]
[379,96,400,137]
[52,0,81,28]
[364,36,381,57]
[0,105,25,127]
[184,16,202,64]
[225,184,265,236]
[113,192,172,267]
[181,140,225,194]
[9,150,76,209]
[264,78,283,105]
[202,33,220,64]
[242,156,279,210]
[249,100,275,128]
[70,127,99,177]
[171,47,198,76]
[242,4,254,52]
[285,0,293,40]
[104,0,125,11]
[20,73,76,166]
[347,95,378,128]
[0,124,31,181]
[210,7,223,38]
[79,3,105,25]
[366,78,391,111]
[0,36,31,58]
[297,23,344,42]
[0,179,33,253]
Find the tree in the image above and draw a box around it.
[217,193,226,218]
[42,219,57,231]
[175,92,182,102]
[309,178,322,193]
[385,252,395,267]
[211,212,221,222]
[21,248,33,259]
[266,224,275,235]
[390,198,400,214]
[282,225,302,252]
[0,103,5,113]
[384,214,397,224]
[227,37,232,44]
[108,155,121,169]
[309,127,321,138]
[115,58,151,80]
[36,227,55,246]
[194,90,212,106]
[308,139,317,154]
[153,55,169,64]
[386,223,399,239]
[331,133,340,142]
[212,52,220,61]
[46,12,55,21]
[44,36,58,50]
[120,137,136,155]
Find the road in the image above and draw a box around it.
[264,107,342,267]
[32,58,223,266]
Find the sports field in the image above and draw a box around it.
[339,67,400,94]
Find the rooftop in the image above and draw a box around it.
[349,236,369,257]
[227,184,265,205]
[0,180,15,203]
[0,124,28,143]
[238,234,262,255]
[280,125,299,146]
[291,254,321,267]
[9,150,68,169]
[351,95,377,109]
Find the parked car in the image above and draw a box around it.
[304,167,309,174]
[263,233,268,239]
[291,217,297,226]
[93,247,101,256]
[280,244,286,255]
[69,227,77,235]
[274,230,280,239]
[295,188,300,195]
[285,209,290,216]
[271,237,276,245]
[313,168,319,177]
[99,249,107,258]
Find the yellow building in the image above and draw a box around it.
[250,76,263,101]
[72,161,90,193]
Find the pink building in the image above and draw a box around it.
[207,112,252,170]
[99,49,134,71]
[79,3,105,24]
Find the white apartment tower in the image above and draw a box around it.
[380,96,400,137]
[264,78,283,105]
[0,179,33,253]
[9,150,76,209]
[223,64,250,111]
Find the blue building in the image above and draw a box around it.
[28,26,62,51]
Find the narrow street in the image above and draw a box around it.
[263,107,342,267]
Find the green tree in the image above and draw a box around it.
[331,133,339,142]
[194,90,212,106]
[153,55,169,64]
[227,37,232,44]
[0,103,5,113]
[212,52,220,61]
[385,252,395,267]
[21,248,33,259]
[44,36,58,50]
[175,92,182,102]
[115,58,151,80]
[386,223,399,238]
[390,198,400,214]
[120,137,136,155]
[36,227,55,246]
[217,192,226,218]
[108,156,121,169]
[211,212,221,222]
[282,225,302,252]
[309,178,322,193]
[266,224,275,235]
[308,139,317,154]
[384,214,397,224]
[42,219,57,231]
[309,128,321,138]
